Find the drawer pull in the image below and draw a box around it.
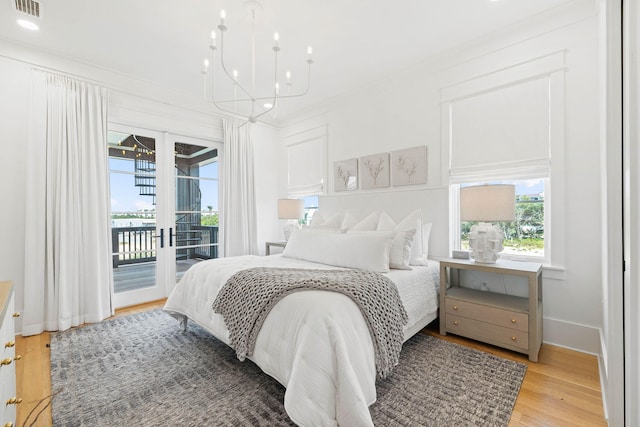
[453,305,458,310]
[12,312,20,318]
[3,421,13,427]
[453,321,459,326]
[13,355,21,361]
[511,336,517,341]
[0,358,11,366]
[511,319,517,324]
[6,397,22,405]
[4,341,15,348]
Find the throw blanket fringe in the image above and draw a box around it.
[213,267,408,379]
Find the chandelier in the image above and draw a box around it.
[202,1,314,126]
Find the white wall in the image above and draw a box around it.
[0,56,29,325]
[251,123,287,253]
[281,4,602,353]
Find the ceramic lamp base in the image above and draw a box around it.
[282,221,300,241]
[468,222,505,264]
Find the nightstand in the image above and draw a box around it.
[439,258,543,362]
[265,241,287,255]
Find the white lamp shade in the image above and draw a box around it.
[278,198,304,219]
[460,184,515,222]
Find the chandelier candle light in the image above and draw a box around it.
[202,2,314,126]
[460,184,516,263]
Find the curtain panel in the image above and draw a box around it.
[23,70,113,336]
[220,119,258,257]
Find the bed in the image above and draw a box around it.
[164,209,440,427]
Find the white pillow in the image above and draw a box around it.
[340,211,360,229]
[349,211,380,231]
[297,228,344,235]
[347,229,415,270]
[422,222,432,259]
[283,229,394,272]
[377,210,428,266]
[389,229,416,270]
[309,211,344,229]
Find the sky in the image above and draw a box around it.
[109,158,219,214]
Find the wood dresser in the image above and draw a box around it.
[439,259,543,362]
[0,281,19,427]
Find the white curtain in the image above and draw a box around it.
[220,119,258,257]
[22,70,113,336]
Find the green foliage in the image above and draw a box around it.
[201,212,219,226]
[112,213,154,219]
[504,237,544,250]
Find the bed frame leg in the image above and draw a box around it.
[179,316,188,332]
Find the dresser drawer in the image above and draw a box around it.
[445,298,528,332]
[0,282,16,427]
[446,315,529,351]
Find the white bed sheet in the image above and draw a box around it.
[163,254,439,427]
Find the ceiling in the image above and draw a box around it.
[0,0,578,122]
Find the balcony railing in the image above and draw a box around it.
[112,225,219,268]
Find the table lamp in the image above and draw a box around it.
[278,198,304,240]
[460,184,515,263]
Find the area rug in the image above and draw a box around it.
[50,309,526,426]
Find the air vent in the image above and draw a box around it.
[13,0,41,19]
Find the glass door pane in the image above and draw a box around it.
[108,130,164,306]
[174,141,219,282]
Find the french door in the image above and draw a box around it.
[107,124,221,308]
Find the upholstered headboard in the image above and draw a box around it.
[319,187,449,258]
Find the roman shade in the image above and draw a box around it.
[286,126,326,197]
[448,76,551,183]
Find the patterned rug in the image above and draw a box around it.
[50,309,526,426]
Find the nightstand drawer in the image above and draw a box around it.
[445,298,528,332]
[446,315,529,351]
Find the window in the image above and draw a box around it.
[455,178,546,260]
[299,195,319,225]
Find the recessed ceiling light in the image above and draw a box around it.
[264,103,273,109]
[17,19,39,31]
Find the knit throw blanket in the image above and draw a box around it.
[212,267,409,379]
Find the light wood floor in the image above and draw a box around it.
[15,300,607,427]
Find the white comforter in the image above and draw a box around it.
[164,255,439,427]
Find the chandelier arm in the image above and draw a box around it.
[267,62,312,100]
[210,97,246,117]
[249,62,312,102]
[218,27,254,101]
[208,79,251,119]
[250,45,279,122]
[212,96,259,103]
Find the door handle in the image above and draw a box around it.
[155,228,164,248]
[169,227,174,247]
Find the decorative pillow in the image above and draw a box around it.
[377,210,428,266]
[389,229,417,270]
[309,211,344,229]
[422,222,432,259]
[349,211,380,231]
[297,228,344,235]
[283,229,394,272]
[340,211,360,230]
[347,229,415,270]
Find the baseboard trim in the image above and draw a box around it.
[542,316,601,355]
